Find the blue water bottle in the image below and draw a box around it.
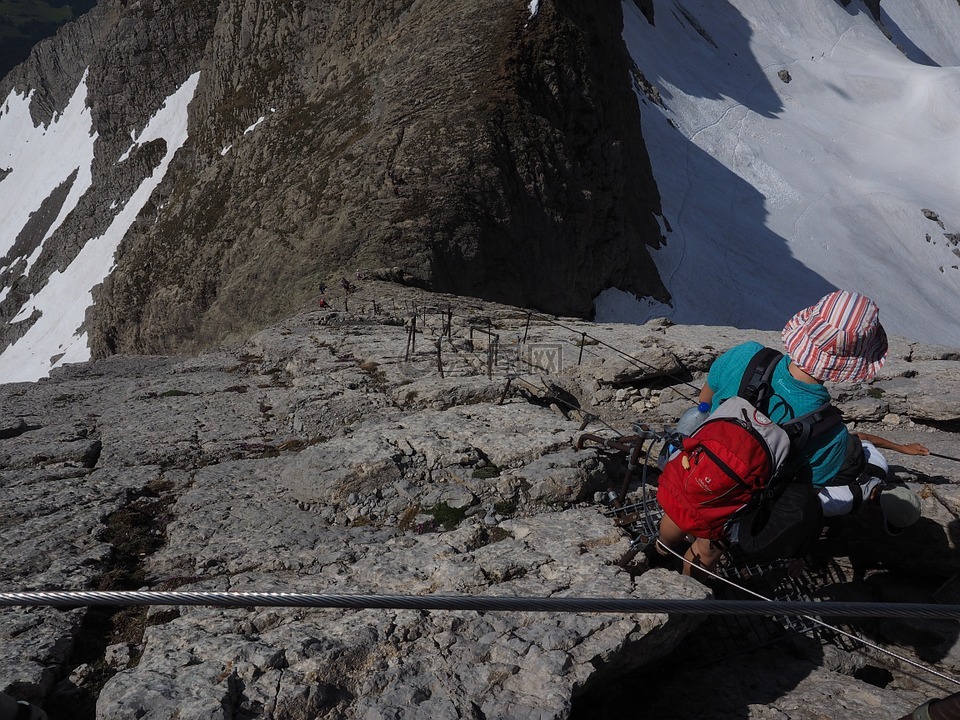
[676,401,711,437]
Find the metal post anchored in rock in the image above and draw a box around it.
[498,377,513,405]
[405,316,417,361]
[436,338,444,378]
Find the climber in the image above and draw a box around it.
[656,290,890,575]
[818,432,927,523]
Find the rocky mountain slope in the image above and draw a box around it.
[0,0,97,80]
[2,281,959,719]
[0,0,666,363]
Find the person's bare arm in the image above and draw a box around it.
[855,431,930,456]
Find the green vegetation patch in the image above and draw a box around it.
[159,388,194,397]
[494,498,517,517]
[471,464,500,480]
[425,501,467,531]
[359,359,387,388]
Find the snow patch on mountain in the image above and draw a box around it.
[0,70,96,271]
[605,0,960,348]
[0,72,200,383]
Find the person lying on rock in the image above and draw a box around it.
[655,290,892,577]
[817,434,924,536]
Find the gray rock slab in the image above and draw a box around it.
[103,508,707,720]
[0,466,161,697]
[637,646,930,719]
[0,284,957,718]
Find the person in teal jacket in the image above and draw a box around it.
[701,340,847,486]
[658,289,889,575]
[700,290,888,487]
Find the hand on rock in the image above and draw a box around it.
[898,442,930,456]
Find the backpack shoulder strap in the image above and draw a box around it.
[737,347,783,412]
[736,346,843,451]
[781,403,843,452]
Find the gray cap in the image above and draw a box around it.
[878,486,921,535]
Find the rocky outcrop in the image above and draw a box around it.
[1,281,958,719]
[1,0,667,359]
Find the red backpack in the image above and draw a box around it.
[656,348,840,541]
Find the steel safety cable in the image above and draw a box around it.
[655,541,960,688]
[526,312,702,400]
[2,590,960,622]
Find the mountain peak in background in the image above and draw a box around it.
[0,0,667,383]
[0,0,97,80]
[599,0,960,348]
[3,0,960,386]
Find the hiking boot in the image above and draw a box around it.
[877,485,922,535]
[642,541,683,573]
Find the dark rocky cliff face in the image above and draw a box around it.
[0,0,98,81]
[421,1,667,318]
[3,0,667,357]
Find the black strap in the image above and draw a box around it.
[736,347,843,454]
[849,481,865,513]
[781,404,843,451]
[737,347,782,413]
[724,349,845,547]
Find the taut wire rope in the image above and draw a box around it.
[655,541,960,689]
[2,590,960,622]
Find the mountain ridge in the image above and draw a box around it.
[0,0,668,375]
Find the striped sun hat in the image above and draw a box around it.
[781,290,888,383]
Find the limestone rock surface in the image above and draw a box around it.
[1,282,958,719]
